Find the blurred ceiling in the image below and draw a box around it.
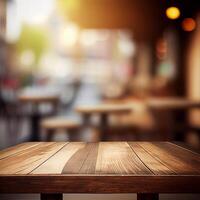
[63,0,200,41]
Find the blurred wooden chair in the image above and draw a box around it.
[0,92,22,144]
[41,117,81,141]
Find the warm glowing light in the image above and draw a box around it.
[61,23,79,47]
[118,40,135,57]
[80,30,110,46]
[57,0,81,13]
[166,7,181,20]
[182,18,196,32]
[80,31,98,46]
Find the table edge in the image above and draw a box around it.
[0,175,200,194]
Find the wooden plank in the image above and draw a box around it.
[79,143,99,174]
[32,142,85,174]
[1,175,200,193]
[62,143,99,174]
[95,142,152,174]
[172,142,200,154]
[139,142,200,175]
[154,142,200,173]
[19,95,59,103]
[128,142,175,175]
[76,104,132,114]
[147,98,200,110]
[0,142,66,174]
[1,142,200,194]
[0,143,40,160]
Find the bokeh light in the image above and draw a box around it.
[182,18,196,32]
[57,0,81,17]
[80,30,99,46]
[166,7,181,20]
[61,23,80,47]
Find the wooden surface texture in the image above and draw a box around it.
[0,142,200,193]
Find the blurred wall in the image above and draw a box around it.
[0,0,6,38]
[187,16,200,101]
[187,15,200,137]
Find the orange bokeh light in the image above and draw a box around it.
[182,18,196,32]
[166,7,181,20]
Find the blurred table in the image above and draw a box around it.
[146,97,200,109]
[76,104,132,126]
[146,97,200,140]
[0,142,200,200]
[41,117,81,141]
[18,88,60,141]
[76,104,132,140]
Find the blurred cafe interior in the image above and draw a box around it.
[1,0,200,151]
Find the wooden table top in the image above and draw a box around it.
[146,97,200,109]
[0,142,200,193]
[18,87,59,103]
[41,118,80,129]
[18,95,59,103]
[76,104,132,114]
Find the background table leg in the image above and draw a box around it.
[46,129,55,141]
[41,193,63,200]
[82,113,91,125]
[30,113,41,141]
[137,193,159,200]
[100,113,109,140]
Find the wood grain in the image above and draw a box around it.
[62,143,99,174]
[0,175,200,193]
[0,142,200,194]
[155,142,200,172]
[0,143,40,160]
[32,142,85,174]
[139,142,200,175]
[172,142,200,154]
[128,142,174,175]
[0,142,66,174]
[95,142,152,174]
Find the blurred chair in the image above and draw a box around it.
[0,91,22,144]
[41,117,81,141]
